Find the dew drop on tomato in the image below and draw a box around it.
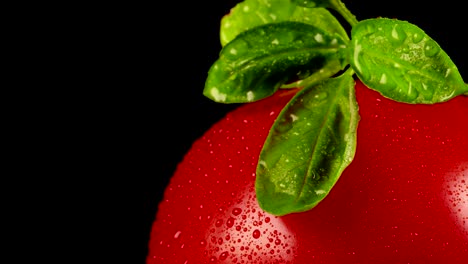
[219,251,229,260]
[232,208,242,216]
[226,217,235,228]
[252,229,261,239]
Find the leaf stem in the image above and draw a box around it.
[344,66,355,77]
[330,0,358,27]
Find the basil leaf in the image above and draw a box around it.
[350,18,468,104]
[220,0,349,47]
[256,73,359,216]
[204,21,348,103]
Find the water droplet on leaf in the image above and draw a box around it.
[305,91,328,109]
[275,117,293,133]
[389,25,407,45]
[423,40,440,57]
[412,32,424,43]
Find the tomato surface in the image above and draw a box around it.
[147,81,468,263]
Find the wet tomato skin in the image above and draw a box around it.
[147,81,468,263]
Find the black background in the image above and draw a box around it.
[139,1,466,263]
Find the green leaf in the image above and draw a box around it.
[204,21,349,103]
[220,0,349,47]
[350,18,468,104]
[256,73,359,216]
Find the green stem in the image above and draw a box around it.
[330,0,359,27]
[344,66,355,77]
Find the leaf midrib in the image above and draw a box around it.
[295,82,343,203]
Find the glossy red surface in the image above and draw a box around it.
[147,81,468,263]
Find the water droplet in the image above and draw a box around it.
[365,23,376,34]
[252,229,261,239]
[305,91,328,109]
[232,208,242,216]
[314,92,328,101]
[412,32,424,43]
[275,117,293,133]
[390,24,407,45]
[226,217,235,228]
[424,40,440,57]
[226,39,249,59]
[219,251,229,260]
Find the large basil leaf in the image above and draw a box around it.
[256,73,359,216]
[220,0,349,47]
[204,21,349,103]
[350,18,468,103]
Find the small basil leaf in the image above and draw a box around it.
[204,21,348,103]
[350,18,468,104]
[256,73,359,216]
[220,0,349,47]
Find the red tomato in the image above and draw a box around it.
[147,81,468,263]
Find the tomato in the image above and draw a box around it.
[147,80,468,263]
